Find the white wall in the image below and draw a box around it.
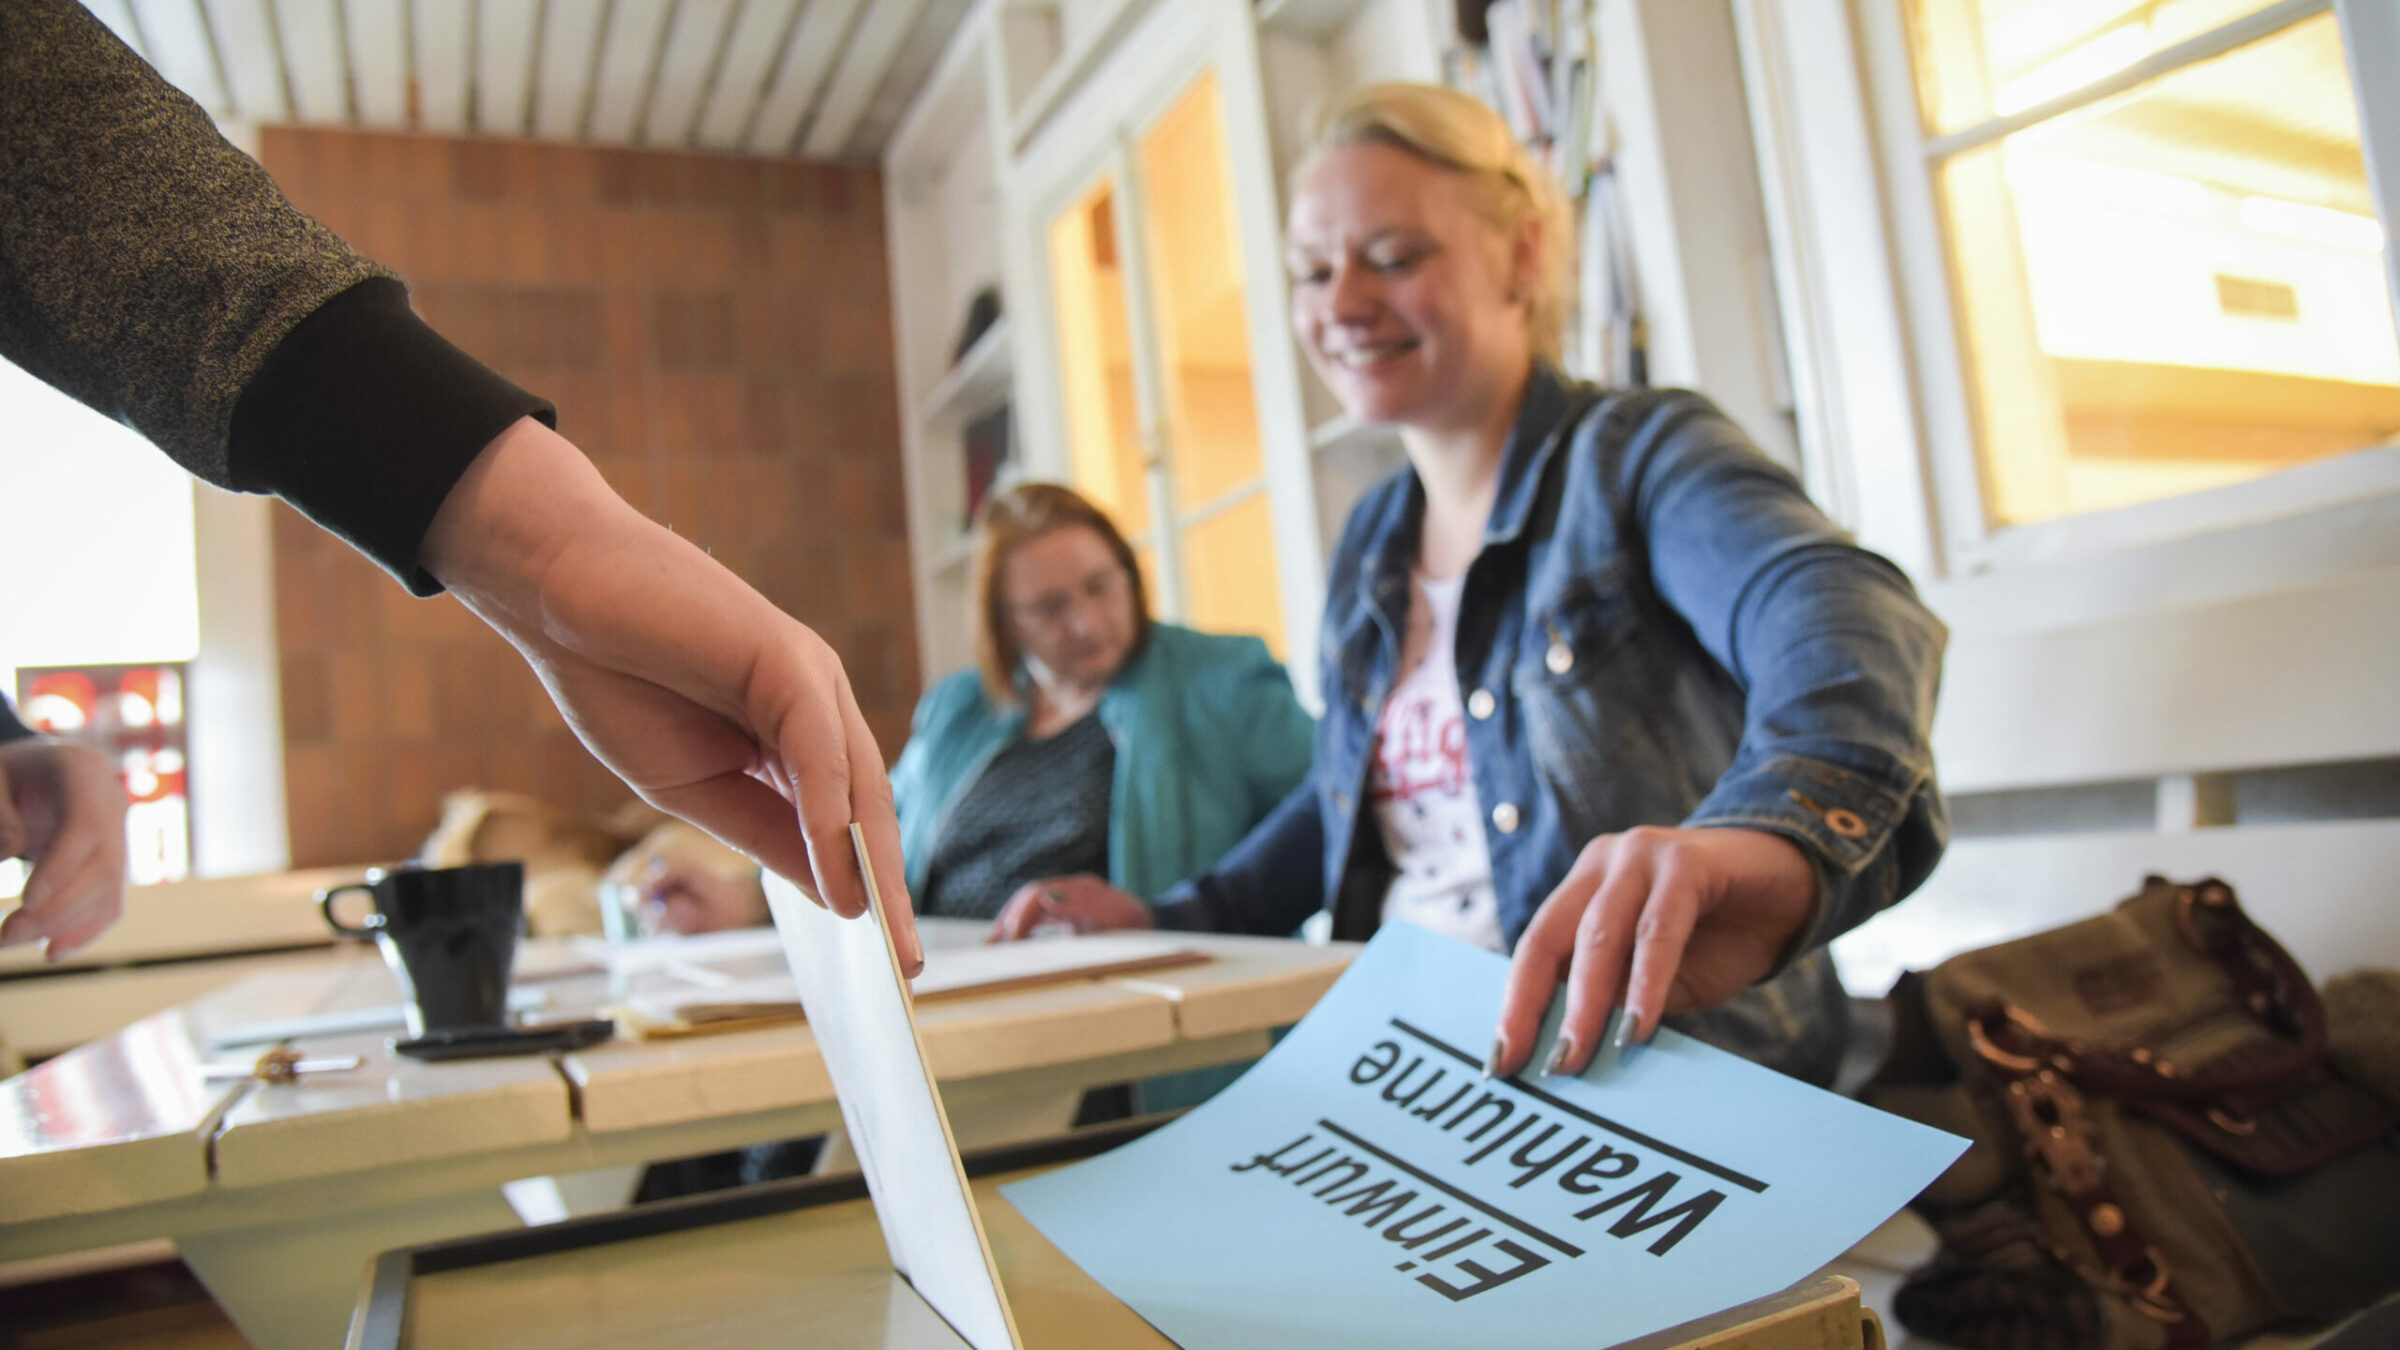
[0,355,288,882]
[0,356,201,680]
[189,486,290,876]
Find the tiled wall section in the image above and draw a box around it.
[260,129,919,868]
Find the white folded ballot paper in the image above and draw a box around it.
[761,831,1025,1350]
[1001,922,1971,1350]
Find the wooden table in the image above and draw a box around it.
[345,1121,1883,1350]
[0,926,1355,1350]
[0,866,368,1063]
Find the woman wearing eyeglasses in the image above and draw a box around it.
[636,480,1314,932]
[890,482,1314,922]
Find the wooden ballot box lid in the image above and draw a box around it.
[346,1120,1882,1350]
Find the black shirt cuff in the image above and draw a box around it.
[0,696,33,745]
[227,278,555,596]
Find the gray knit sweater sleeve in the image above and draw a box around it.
[0,0,389,485]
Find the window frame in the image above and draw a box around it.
[1741,0,2400,580]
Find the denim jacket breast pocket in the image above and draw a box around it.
[1510,567,1732,842]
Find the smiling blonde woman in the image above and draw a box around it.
[992,83,1948,1090]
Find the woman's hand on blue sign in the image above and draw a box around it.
[993,84,1945,1089]
[1492,825,1817,1078]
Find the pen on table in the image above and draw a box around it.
[202,1049,363,1082]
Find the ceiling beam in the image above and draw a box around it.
[129,0,233,117]
[799,0,926,158]
[273,0,351,123]
[842,0,968,163]
[586,0,676,144]
[85,0,152,61]
[641,0,743,146]
[693,0,804,151]
[412,0,474,133]
[528,0,605,139]
[198,0,289,123]
[475,0,543,135]
[744,0,864,156]
[342,0,410,127]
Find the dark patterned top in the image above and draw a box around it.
[919,712,1114,920]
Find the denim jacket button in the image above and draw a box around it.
[1824,807,1867,839]
[1491,802,1520,834]
[1546,642,1573,675]
[1467,688,1496,720]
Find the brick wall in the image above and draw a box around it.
[259,129,918,868]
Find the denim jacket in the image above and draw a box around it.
[890,623,1315,905]
[1154,368,1947,1083]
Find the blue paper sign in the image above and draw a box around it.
[1002,922,1965,1349]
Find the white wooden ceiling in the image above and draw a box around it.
[81,0,976,161]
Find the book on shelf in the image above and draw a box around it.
[963,401,1013,526]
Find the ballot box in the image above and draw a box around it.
[345,1119,1886,1350]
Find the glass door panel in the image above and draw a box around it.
[1137,72,1266,506]
[1134,70,1285,653]
[1179,493,1283,648]
[1046,177,1151,541]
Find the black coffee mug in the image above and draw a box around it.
[319,862,525,1037]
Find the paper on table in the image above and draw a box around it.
[762,830,1023,1350]
[209,986,547,1051]
[1002,921,1968,1350]
[611,933,1212,1037]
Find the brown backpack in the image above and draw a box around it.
[1863,876,2400,1349]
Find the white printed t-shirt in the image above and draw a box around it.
[1371,572,1505,953]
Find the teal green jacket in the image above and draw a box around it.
[890,624,1315,904]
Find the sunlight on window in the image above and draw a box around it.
[0,356,201,677]
[1908,3,2399,526]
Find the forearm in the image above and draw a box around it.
[422,419,773,677]
[1683,545,1947,950]
[1219,662,1317,819]
[1624,396,1947,948]
[1152,782,1329,937]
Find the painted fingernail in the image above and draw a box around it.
[1483,1037,1507,1079]
[1545,1032,1580,1078]
[1613,1011,1642,1051]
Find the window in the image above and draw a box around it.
[0,354,202,892]
[15,664,194,885]
[1902,0,2396,529]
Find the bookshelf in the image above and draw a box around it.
[883,23,1013,687]
[917,316,1015,436]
